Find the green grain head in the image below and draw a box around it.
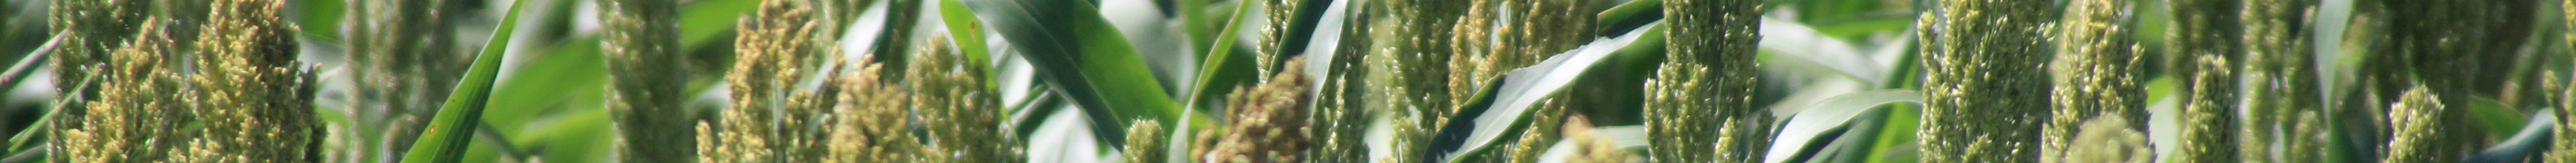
[700,0,830,162]
[2174,55,2240,163]
[826,55,917,163]
[598,0,696,161]
[2042,0,2144,161]
[175,0,318,161]
[56,20,182,163]
[1649,0,1768,162]
[1508,97,1571,163]
[48,0,151,99]
[2544,72,2574,163]
[2238,0,2318,161]
[1915,0,2054,162]
[2383,84,2451,163]
[1448,0,1594,117]
[2058,114,2151,163]
[910,35,1018,163]
[1124,120,1167,163]
[1204,56,1314,163]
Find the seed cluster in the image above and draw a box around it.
[700,0,832,162]
[2383,85,2451,163]
[57,20,183,163]
[177,0,317,161]
[2059,114,2151,163]
[2042,0,2143,162]
[1915,0,2053,162]
[911,36,1016,163]
[1200,57,1314,163]
[598,0,695,161]
[1649,0,1769,162]
[2239,0,2318,161]
[2174,55,2240,163]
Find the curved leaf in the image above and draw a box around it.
[1434,23,1661,163]
[2464,113,2553,163]
[398,0,523,162]
[1756,18,1883,84]
[964,0,1187,142]
[1766,90,1922,163]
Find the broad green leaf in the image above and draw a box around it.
[1596,0,1661,36]
[399,0,523,162]
[964,0,1188,142]
[1436,23,1660,163]
[1757,18,1884,85]
[1766,90,1922,163]
[936,0,991,75]
[2465,97,2528,141]
[2464,113,2554,162]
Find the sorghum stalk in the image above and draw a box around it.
[825,55,916,163]
[2173,55,2239,163]
[176,0,317,162]
[699,0,833,162]
[911,36,1017,163]
[1650,0,1768,162]
[55,20,182,163]
[2383,84,2451,163]
[1915,0,2052,161]
[2239,0,2317,161]
[2058,114,2151,163]
[597,0,694,161]
[49,0,150,100]
[1124,120,1167,163]
[1203,56,1313,163]
[2042,0,2143,162]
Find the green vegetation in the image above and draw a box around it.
[13,0,2576,162]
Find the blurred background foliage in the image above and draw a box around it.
[0,0,2568,162]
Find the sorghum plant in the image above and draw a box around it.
[2042,0,2142,162]
[1649,0,1767,162]
[1124,120,1167,163]
[2239,0,2317,161]
[341,0,469,158]
[2282,111,2328,163]
[2383,84,2452,163]
[597,0,695,161]
[825,55,916,163]
[1448,0,1593,113]
[1201,56,1313,163]
[1915,0,2051,162]
[698,0,833,162]
[176,0,317,161]
[48,0,150,99]
[2173,55,2239,163]
[911,36,1017,163]
[2058,114,2150,163]
[2544,73,2574,163]
[55,20,182,163]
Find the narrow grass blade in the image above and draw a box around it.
[1186,0,1257,111]
[398,0,524,162]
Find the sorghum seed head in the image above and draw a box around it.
[2060,114,2151,163]
[2043,0,2144,161]
[826,55,917,163]
[2174,55,2240,163]
[1915,0,2053,162]
[598,0,694,160]
[1206,56,1314,163]
[1124,120,1168,163]
[2384,84,2452,163]
[1448,0,1594,119]
[1651,0,1766,161]
[59,19,182,163]
[177,0,318,161]
[910,35,1017,163]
